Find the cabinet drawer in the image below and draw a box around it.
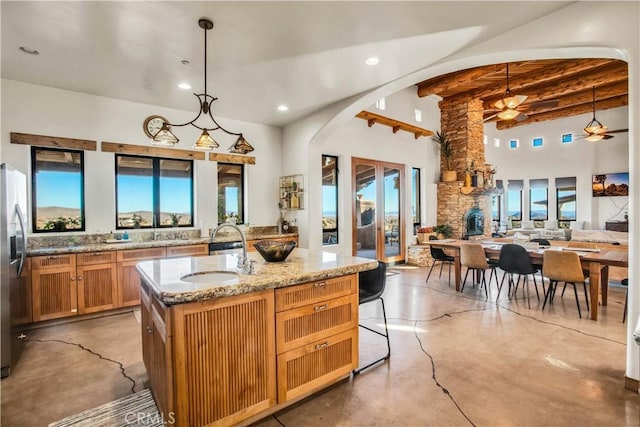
[77,251,117,266]
[31,254,76,270]
[277,328,357,403]
[275,274,356,312]
[276,293,357,353]
[166,244,208,258]
[117,247,166,262]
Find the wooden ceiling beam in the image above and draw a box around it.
[483,66,627,109]
[416,64,504,97]
[483,81,628,122]
[495,95,628,130]
[454,61,627,104]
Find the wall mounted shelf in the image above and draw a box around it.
[355,111,434,139]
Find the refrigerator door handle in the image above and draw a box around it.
[15,203,27,277]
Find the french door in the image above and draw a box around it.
[352,157,405,264]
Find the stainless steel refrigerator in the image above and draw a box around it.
[1,163,28,378]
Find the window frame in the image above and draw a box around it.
[529,187,548,221]
[322,155,339,245]
[115,154,194,229]
[217,162,245,225]
[31,146,86,233]
[411,167,421,232]
[556,187,577,224]
[507,189,523,221]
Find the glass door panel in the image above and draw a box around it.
[354,163,377,259]
[383,167,401,258]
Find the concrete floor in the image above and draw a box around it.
[1,265,638,426]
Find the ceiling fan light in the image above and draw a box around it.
[228,135,255,154]
[151,124,179,146]
[192,129,218,150]
[503,94,527,109]
[585,133,605,142]
[497,108,520,120]
[584,118,607,135]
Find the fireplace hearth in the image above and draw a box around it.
[463,207,484,238]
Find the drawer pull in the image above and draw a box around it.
[146,326,153,334]
[313,281,327,288]
[90,252,102,256]
[46,256,60,260]
[314,304,328,312]
[315,342,329,350]
[71,308,77,313]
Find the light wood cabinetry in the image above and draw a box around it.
[76,252,117,314]
[274,274,358,402]
[166,243,208,258]
[10,258,32,325]
[140,273,358,426]
[117,247,166,307]
[31,254,78,321]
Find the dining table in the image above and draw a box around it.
[423,239,628,321]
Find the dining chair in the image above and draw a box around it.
[530,238,551,246]
[542,250,590,318]
[353,261,391,375]
[497,244,541,308]
[460,243,498,299]
[621,278,628,323]
[425,235,454,286]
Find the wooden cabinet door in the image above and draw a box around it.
[166,244,208,258]
[148,298,173,424]
[117,261,142,307]
[77,263,117,314]
[32,267,77,321]
[140,283,154,378]
[10,258,32,325]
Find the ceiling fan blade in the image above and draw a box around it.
[528,99,559,109]
[607,128,628,134]
[602,134,615,140]
[483,113,498,122]
[514,112,528,122]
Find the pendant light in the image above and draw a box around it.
[495,63,528,120]
[583,86,608,136]
[149,18,254,154]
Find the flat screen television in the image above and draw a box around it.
[592,172,629,197]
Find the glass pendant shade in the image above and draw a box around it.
[585,133,605,142]
[494,94,527,111]
[497,108,520,120]
[584,119,607,135]
[193,129,218,150]
[228,135,255,154]
[151,124,179,146]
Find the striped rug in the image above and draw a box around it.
[49,389,163,427]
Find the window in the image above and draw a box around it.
[414,108,422,122]
[116,155,193,228]
[529,179,548,220]
[217,163,244,224]
[556,176,577,226]
[375,97,386,111]
[493,138,500,147]
[532,137,543,147]
[322,155,338,245]
[32,147,85,232]
[412,168,421,231]
[507,180,523,221]
[509,139,519,149]
[561,133,573,144]
[491,196,501,222]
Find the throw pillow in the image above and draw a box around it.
[544,220,558,230]
[521,220,534,230]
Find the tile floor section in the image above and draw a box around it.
[1,265,638,426]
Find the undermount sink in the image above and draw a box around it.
[180,271,240,286]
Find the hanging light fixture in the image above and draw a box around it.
[583,86,608,136]
[495,63,528,120]
[149,18,254,154]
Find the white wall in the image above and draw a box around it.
[0,79,283,235]
[484,107,629,229]
[285,86,440,254]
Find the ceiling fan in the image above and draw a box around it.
[483,63,558,122]
[580,86,628,141]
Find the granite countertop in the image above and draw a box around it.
[136,248,378,305]
[26,232,299,256]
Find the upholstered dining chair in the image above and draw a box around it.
[460,243,498,299]
[425,235,454,286]
[497,244,541,308]
[542,250,590,318]
[353,261,391,375]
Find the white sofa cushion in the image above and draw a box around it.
[521,220,535,230]
[570,221,585,230]
[544,220,558,230]
[571,229,628,245]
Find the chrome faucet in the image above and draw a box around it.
[211,223,252,274]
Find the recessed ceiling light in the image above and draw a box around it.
[19,46,39,55]
[365,57,380,66]
[277,105,289,112]
[178,82,192,90]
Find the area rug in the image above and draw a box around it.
[49,389,162,427]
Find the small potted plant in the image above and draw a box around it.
[433,224,453,239]
[225,212,239,225]
[432,131,456,182]
[169,213,182,227]
[44,216,80,231]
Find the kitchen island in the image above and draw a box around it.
[136,249,377,426]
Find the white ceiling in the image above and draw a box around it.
[1,1,571,127]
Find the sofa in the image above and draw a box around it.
[505,220,570,240]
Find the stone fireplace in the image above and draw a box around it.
[463,207,484,238]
